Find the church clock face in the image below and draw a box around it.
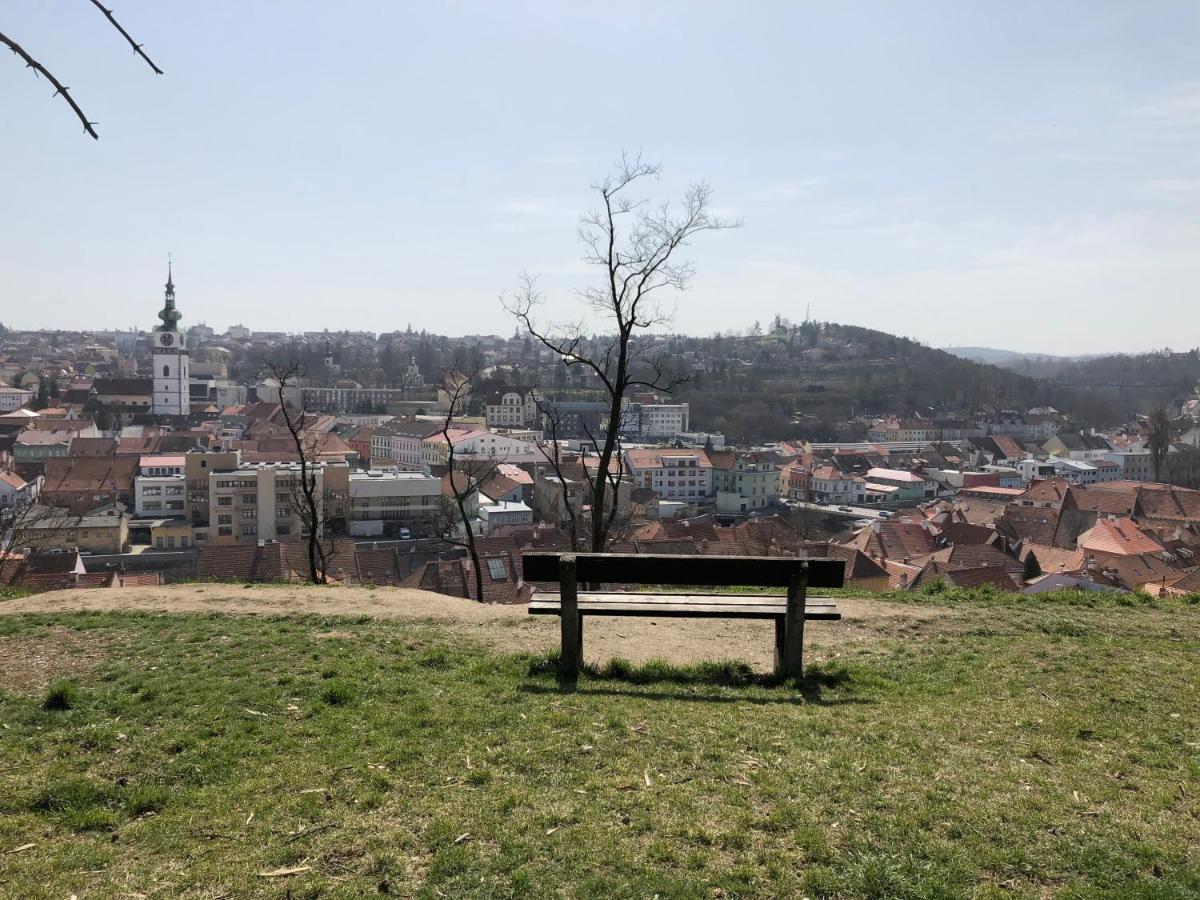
[159,332,174,347]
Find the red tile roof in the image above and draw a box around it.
[1019,479,1070,505]
[1078,517,1165,557]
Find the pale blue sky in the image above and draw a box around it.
[2,1,1197,353]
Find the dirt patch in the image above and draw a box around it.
[0,627,110,696]
[0,586,961,670]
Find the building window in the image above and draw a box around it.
[163,365,170,377]
[486,558,507,580]
[217,496,232,506]
[241,525,256,537]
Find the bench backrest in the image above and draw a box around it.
[522,552,845,589]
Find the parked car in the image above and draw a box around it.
[398,527,412,540]
[837,505,853,512]
[878,510,893,518]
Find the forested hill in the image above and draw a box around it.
[665,324,1200,444]
[1031,349,1200,424]
[946,347,1200,424]
[668,322,1054,444]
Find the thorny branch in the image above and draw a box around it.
[3,1,161,140]
[87,0,164,75]
[0,31,98,139]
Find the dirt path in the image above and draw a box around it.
[0,585,957,669]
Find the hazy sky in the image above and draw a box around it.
[2,2,1197,353]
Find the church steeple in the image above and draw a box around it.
[157,257,182,332]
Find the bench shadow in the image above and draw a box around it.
[521,656,868,706]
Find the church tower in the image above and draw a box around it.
[152,261,190,416]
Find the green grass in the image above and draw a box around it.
[0,585,32,602]
[0,605,1198,898]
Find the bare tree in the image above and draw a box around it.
[506,155,737,552]
[2,1,161,140]
[437,363,504,602]
[0,500,74,587]
[1162,446,1200,490]
[782,503,830,541]
[1148,407,1172,483]
[265,359,331,584]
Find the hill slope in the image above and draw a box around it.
[1,587,1197,897]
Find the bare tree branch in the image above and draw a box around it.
[87,0,163,75]
[0,31,98,139]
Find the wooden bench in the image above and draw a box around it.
[523,552,844,680]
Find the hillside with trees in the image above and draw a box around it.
[671,322,1053,444]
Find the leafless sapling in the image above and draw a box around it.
[265,358,332,584]
[436,362,506,602]
[506,154,737,551]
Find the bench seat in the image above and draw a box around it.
[529,592,841,620]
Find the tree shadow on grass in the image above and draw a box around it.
[521,654,867,705]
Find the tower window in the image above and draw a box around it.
[163,365,170,377]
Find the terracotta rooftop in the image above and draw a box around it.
[1078,517,1165,557]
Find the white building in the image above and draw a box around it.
[151,264,190,416]
[636,402,690,439]
[624,448,713,504]
[809,465,858,504]
[1103,449,1154,482]
[134,453,187,516]
[1014,458,1059,484]
[1048,457,1100,485]
[135,475,187,517]
[371,418,438,470]
[0,385,32,412]
[485,389,539,429]
[478,500,534,535]
[348,470,441,537]
[422,428,547,467]
[0,471,35,508]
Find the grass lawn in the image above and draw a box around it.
[0,598,1198,898]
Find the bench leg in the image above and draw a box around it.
[774,618,786,676]
[559,555,581,680]
[784,564,808,679]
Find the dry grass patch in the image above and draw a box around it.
[0,628,111,697]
